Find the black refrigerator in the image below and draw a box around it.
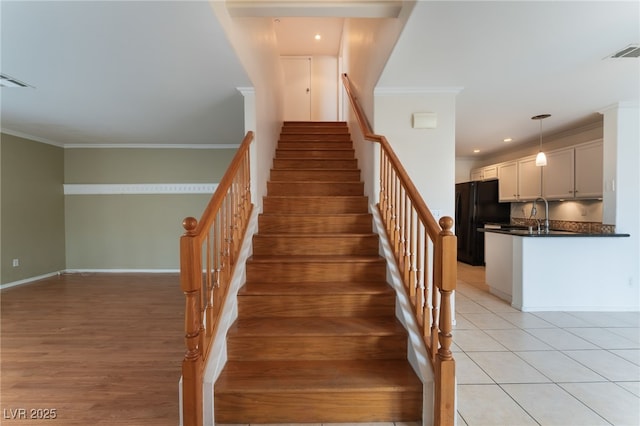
[455,180,510,266]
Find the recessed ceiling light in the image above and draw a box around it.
[473,149,480,153]
[503,138,512,143]
[314,34,322,40]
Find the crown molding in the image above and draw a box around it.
[237,86,255,96]
[1,128,239,149]
[1,128,65,147]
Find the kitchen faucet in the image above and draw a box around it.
[530,197,550,234]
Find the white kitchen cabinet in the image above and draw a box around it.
[470,165,498,181]
[498,161,518,201]
[470,168,483,181]
[498,157,541,202]
[542,141,603,200]
[517,156,542,200]
[542,148,575,199]
[575,141,603,198]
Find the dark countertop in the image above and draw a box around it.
[480,228,630,237]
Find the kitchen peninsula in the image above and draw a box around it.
[483,228,633,312]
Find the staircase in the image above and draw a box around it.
[214,121,423,423]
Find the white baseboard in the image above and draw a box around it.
[0,271,62,290]
[63,269,180,274]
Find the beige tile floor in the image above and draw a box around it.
[217,264,640,426]
[455,263,640,426]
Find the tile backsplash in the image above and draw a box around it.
[511,217,615,234]
[510,199,614,234]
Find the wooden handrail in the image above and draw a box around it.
[342,73,457,426]
[180,131,254,426]
[342,74,441,239]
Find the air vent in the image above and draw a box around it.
[609,44,640,59]
[0,73,30,88]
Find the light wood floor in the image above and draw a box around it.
[1,265,479,425]
[456,262,488,292]
[1,273,184,425]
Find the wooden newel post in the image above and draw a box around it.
[181,217,203,426]
[435,216,457,426]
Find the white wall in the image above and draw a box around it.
[211,5,285,209]
[339,5,416,203]
[341,7,415,121]
[455,157,476,184]
[373,90,458,221]
[601,102,640,306]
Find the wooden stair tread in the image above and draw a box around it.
[283,121,346,125]
[264,195,367,199]
[270,168,359,171]
[273,156,354,159]
[276,147,354,150]
[216,360,422,393]
[257,213,373,234]
[239,281,392,295]
[272,159,358,169]
[229,316,406,337]
[248,255,384,263]
[254,233,377,238]
[259,213,371,217]
[214,120,422,423]
[267,180,363,184]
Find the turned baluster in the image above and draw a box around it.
[379,148,387,213]
[430,287,441,362]
[415,223,425,327]
[402,195,412,287]
[396,186,406,270]
[408,209,417,304]
[385,168,393,235]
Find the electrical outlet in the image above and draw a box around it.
[12,258,19,267]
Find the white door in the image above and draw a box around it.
[282,57,311,121]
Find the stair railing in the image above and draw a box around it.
[342,74,457,426]
[180,131,254,426]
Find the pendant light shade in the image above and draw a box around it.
[535,151,547,166]
[532,114,551,167]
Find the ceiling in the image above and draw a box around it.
[1,1,638,158]
[1,1,251,147]
[377,1,640,157]
[273,17,345,56]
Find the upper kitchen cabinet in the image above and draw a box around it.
[542,148,575,199]
[574,141,603,198]
[542,140,603,200]
[498,156,541,202]
[518,156,542,200]
[498,161,518,201]
[470,165,498,181]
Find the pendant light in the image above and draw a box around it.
[532,114,551,167]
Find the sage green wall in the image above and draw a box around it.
[1,133,66,284]
[64,148,236,270]
[65,148,235,183]
[65,194,210,269]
